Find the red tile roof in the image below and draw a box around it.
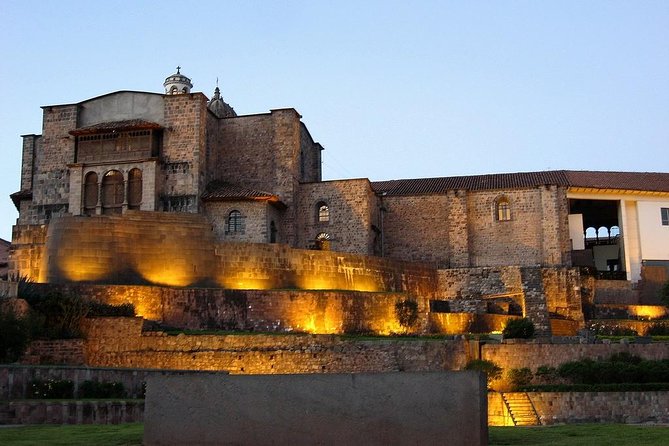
[371,170,669,196]
[69,119,162,135]
[201,181,280,202]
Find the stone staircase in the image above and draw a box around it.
[501,392,541,426]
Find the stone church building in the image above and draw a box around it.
[8,69,669,336]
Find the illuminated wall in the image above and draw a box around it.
[79,318,470,374]
[32,213,437,296]
[38,284,428,335]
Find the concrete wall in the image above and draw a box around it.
[637,201,669,261]
[144,371,487,446]
[78,92,164,126]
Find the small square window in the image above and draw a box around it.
[662,208,669,226]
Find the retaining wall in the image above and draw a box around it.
[0,400,144,425]
[488,391,669,425]
[78,318,470,374]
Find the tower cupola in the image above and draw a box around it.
[207,81,237,118]
[164,66,193,95]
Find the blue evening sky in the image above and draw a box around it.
[1,1,667,241]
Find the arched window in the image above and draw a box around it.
[495,197,511,221]
[585,227,597,239]
[316,232,331,251]
[101,170,124,215]
[597,226,609,239]
[227,210,243,234]
[317,202,330,223]
[610,226,620,237]
[127,168,143,210]
[83,172,98,216]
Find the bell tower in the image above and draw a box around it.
[163,66,193,94]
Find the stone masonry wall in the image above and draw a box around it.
[382,194,452,266]
[27,212,437,295]
[204,200,270,243]
[37,286,430,335]
[79,318,469,374]
[488,391,669,425]
[22,105,78,225]
[161,93,208,210]
[296,179,377,255]
[1,365,158,400]
[9,224,47,281]
[467,189,543,267]
[482,342,669,371]
[1,400,144,425]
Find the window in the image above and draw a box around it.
[317,202,330,223]
[270,221,277,243]
[315,232,331,251]
[83,172,98,215]
[662,208,669,226]
[495,197,511,221]
[227,210,243,233]
[127,168,143,210]
[101,170,124,215]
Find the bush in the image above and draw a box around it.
[647,322,669,336]
[28,379,74,399]
[586,321,638,336]
[519,383,669,392]
[395,300,418,329]
[508,368,533,390]
[0,307,32,363]
[502,318,535,339]
[465,359,502,388]
[659,280,669,307]
[557,355,669,385]
[31,292,89,339]
[87,302,135,317]
[79,380,126,399]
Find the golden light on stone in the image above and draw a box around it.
[58,257,110,283]
[627,305,667,320]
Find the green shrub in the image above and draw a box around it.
[508,367,533,390]
[395,300,418,329]
[32,292,89,339]
[519,383,669,392]
[659,280,669,307]
[647,322,669,336]
[87,302,135,317]
[502,318,535,339]
[79,380,126,399]
[0,307,32,363]
[465,359,502,387]
[28,379,74,399]
[15,275,44,303]
[587,322,638,336]
[557,355,669,385]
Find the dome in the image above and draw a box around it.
[164,66,193,95]
[207,85,237,118]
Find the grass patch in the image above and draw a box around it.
[0,423,143,446]
[0,423,667,445]
[596,335,669,342]
[490,424,669,446]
